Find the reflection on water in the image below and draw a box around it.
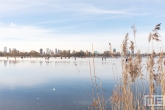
[4,60,7,66]
[1,58,112,66]
[0,57,117,110]
[40,61,42,65]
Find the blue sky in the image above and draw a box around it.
[0,0,165,53]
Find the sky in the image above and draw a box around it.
[0,0,165,53]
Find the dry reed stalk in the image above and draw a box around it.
[111,31,139,110]
[147,50,155,110]
[157,52,165,109]
[131,25,137,52]
[80,23,165,110]
[89,44,107,110]
[89,54,95,101]
[75,63,93,100]
[146,23,163,110]
[92,44,101,109]
[110,23,164,110]
[121,33,129,56]
[129,41,134,52]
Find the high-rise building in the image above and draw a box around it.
[49,49,52,54]
[4,47,7,53]
[40,48,43,54]
[72,50,75,54]
[55,48,57,54]
[58,49,61,54]
[49,49,54,55]
[113,48,116,53]
[94,51,98,55]
[46,48,49,54]
[9,48,11,53]
[80,50,84,53]
[67,50,70,54]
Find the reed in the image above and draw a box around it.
[76,23,164,110]
[110,23,165,110]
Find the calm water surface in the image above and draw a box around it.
[0,57,121,110]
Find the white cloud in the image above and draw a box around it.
[0,21,3,25]
[0,23,165,53]
[0,0,143,16]
[0,1,32,14]
[9,22,16,26]
[65,3,126,14]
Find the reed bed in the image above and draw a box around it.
[86,24,165,110]
[110,23,165,110]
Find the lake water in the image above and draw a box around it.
[0,57,122,110]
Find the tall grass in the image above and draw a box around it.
[76,23,164,110]
[82,24,165,110]
[109,23,165,110]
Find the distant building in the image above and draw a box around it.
[9,48,11,53]
[72,50,75,54]
[89,52,92,56]
[94,51,98,55]
[80,50,84,53]
[49,49,52,54]
[40,48,43,54]
[51,51,54,55]
[67,50,70,54]
[46,48,49,54]
[63,50,66,53]
[85,50,89,55]
[117,52,120,55]
[113,48,116,53]
[103,51,110,56]
[55,48,57,54]
[30,50,35,53]
[58,49,61,54]
[4,47,7,53]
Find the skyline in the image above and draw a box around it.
[1,46,107,54]
[0,0,165,53]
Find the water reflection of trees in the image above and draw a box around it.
[4,60,7,66]
[9,60,19,65]
[0,60,81,65]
